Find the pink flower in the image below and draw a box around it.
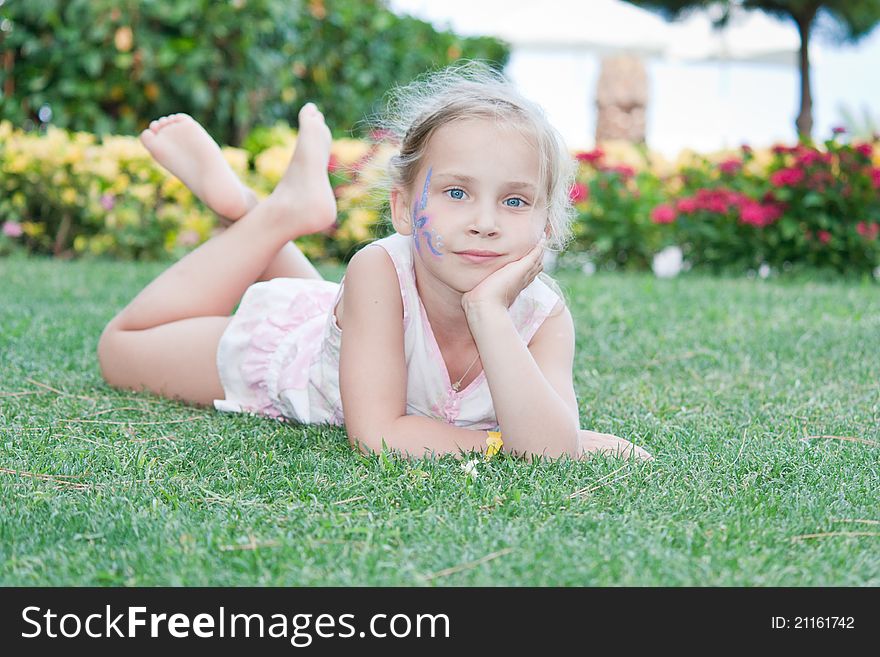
[650,204,677,224]
[719,158,742,175]
[855,143,873,158]
[795,149,823,167]
[857,222,879,241]
[805,171,832,191]
[694,188,741,213]
[871,167,880,189]
[738,201,767,227]
[818,230,832,244]
[763,204,783,224]
[604,164,635,179]
[2,221,23,238]
[100,194,116,211]
[741,144,753,155]
[327,153,340,173]
[770,168,804,187]
[738,200,782,228]
[568,182,589,204]
[676,197,698,214]
[832,126,847,135]
[575,149,604,164]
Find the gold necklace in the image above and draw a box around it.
[451,352,481,392]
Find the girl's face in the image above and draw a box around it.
[391,117,548,294]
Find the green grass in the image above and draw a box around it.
[1,255,878,586]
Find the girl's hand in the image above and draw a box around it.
[461,239,546,318]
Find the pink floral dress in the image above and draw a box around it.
[214,232,562,428]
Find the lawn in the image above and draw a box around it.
[1,255,878,586]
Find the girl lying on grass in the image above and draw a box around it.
[98,62,652,462]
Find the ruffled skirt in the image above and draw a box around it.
[214,277,341,423]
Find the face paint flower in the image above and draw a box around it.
[411,167,445,257]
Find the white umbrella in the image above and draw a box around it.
[389,0,674,56]
[664,5,808,66]
[389,0,802,63]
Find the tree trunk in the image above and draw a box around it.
[595,55,648,144]
[794,12,816,138]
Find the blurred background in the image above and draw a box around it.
[1,0,878,277]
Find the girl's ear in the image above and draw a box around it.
[390,188,413,236]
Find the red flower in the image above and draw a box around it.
[818,230,832,244]
[600,164,635,179]
[771,144,798,156]
[770,167,804,187]
[741,144,753,155]
[327,153,340,173]
[738,201,782,228]
[855,143,874,158]
[871,167,880,189]
[795,149,824,167]
[857,222,879,241]
[676,197,698,214]
[650,204,677,224]
[569,182,589,204]
[832,126,847,135]
[806,170,832,191]
[693,188,743,213]
[719,158,742,175]
[738,200,765,226]
[575,149,604,164]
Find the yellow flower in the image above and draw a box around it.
[485,431,503,459]
[255,145,294,186]
[331,138,372,166]
[221,147,249,176]
[61,188,78,205]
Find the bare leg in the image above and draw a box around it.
[99,103,336,405]
[140,113,322,281]
[578,430,653,461]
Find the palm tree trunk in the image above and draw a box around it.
[795,11,816,138]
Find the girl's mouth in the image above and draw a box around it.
[455,250,502,264]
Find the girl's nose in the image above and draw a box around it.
[467,206,499,237]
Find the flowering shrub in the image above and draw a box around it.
[0,121,392,262]
[572,132,880,275]
[3,120,878,276]
[567,142,667,271]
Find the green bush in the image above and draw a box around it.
[569,135,880,276]
[568,148,667,271]
[0,120,393,261]
[0,0,508,145]
[651,138,880,274]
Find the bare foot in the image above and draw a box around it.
[578,430,654,461]
[268,103,337,236]
[140,113,256,222]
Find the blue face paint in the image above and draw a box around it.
[411,167,444,257]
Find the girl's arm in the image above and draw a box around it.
[339,246,506,459]
[462,241,580,459]
[465,299,580,459]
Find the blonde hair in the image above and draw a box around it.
[367,60,576,253]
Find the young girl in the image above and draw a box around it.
[98,63,652,462]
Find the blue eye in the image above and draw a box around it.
[447,188,466,200]
[505,197,527,208]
